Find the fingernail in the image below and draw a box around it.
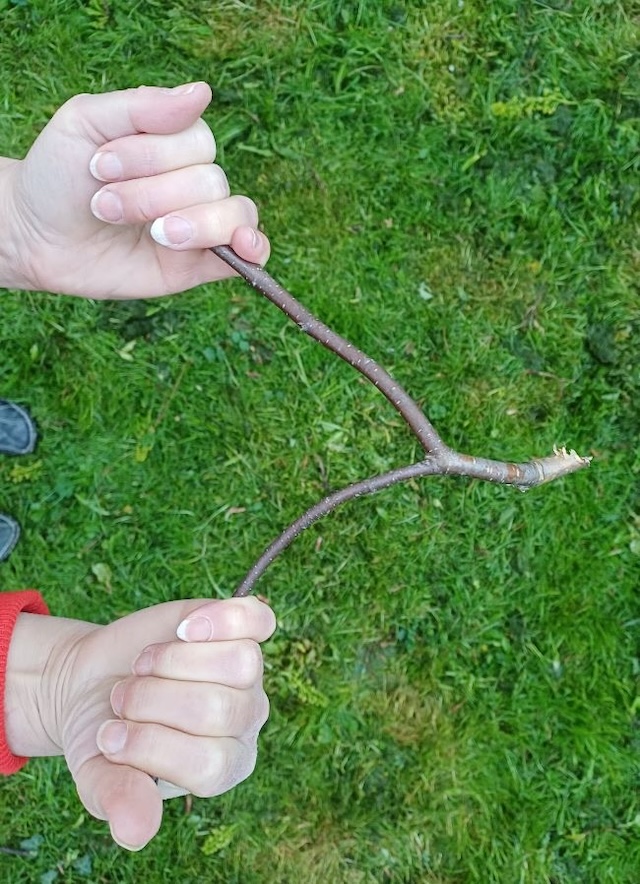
[150,215,193,246]
[90,189,123,223]
[89,151,123,182]
[176,616,213,642]
[251,228,261,250]
[161,82,198,95]
[97,720,128,755]
[132,648,153,676]
[110,681,126,716]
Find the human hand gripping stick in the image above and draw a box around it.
[5,597,276,851]
[0,82,269,296]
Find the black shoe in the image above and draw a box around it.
[0,400,37,455]
[0,514,20,562]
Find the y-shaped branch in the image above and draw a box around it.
[211,245,591,597]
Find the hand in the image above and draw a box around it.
[2,82,269,297]
[5,597,276,850]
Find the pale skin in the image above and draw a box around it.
[1,82,276,850]
[6,600,276,851]
[0,81,270,294]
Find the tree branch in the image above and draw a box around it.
[210,246,591,597]
[212,245,445,456]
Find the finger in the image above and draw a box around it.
[110,677,270,737]
[136,226,270,294]
[60,83,212,146]
[229,226,272,267]
[90,164,231,225]
[96,719,257,798]
[149,194,259,250]
[99,596,275,654]
[133,638,264,690]
[168,226,271,287]
[74,754,163,851]
[89,118,216,183]
[175,596,277,644]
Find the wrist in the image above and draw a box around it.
[5,613,96,758]
[0,158,33,291]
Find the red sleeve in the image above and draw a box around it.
[0,591,49,775]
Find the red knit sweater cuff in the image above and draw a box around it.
[0,591,49,775]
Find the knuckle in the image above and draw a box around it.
[193,744,256,798]
[192,118,216,161]
[235,194,259,226]
[57,93,92,128]
[246,596,277,638]
[233,639,263,688]
[208,689,235,731]
[192,749,229,798]
[61,93,90,113]
[204,164,230,200]
[254,690,270,732]
[210,687,270,736]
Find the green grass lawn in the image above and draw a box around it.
[1,1,638,881]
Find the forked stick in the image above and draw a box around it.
[211,245,591,597]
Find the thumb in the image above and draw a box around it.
[75,755,163,851]
[59,82,212,144]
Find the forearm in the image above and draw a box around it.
[5,613,96,758]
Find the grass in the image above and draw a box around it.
[0,0,638,881]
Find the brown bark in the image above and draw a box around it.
[211,246,591,597]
